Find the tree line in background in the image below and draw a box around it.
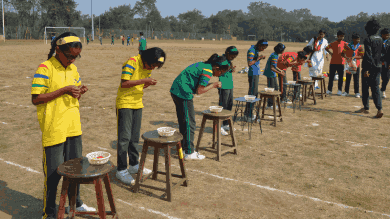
[1,0,390,41]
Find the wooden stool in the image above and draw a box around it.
[258,91,282,127]
[57,157,117,219]
[196,109,238,161]
[133,130,188,202]
[233,97,262,139]
[311,76,327,99]
[297,80,316,105]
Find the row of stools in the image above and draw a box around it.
[55,76,328,218]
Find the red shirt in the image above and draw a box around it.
[277,52,298,70]
[326,41,347,65]
[342,43,364,67]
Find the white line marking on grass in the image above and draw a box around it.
[117,199,181,219]
[0,158,41,174]
[96,146,109,151]
[1,122,7,124]
[172,165,390,218]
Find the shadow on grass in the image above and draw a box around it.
[296,106,377,119]
[0,180,46,219]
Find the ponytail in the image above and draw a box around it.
[205,53,229,72]
[47,32,82,60]
[205,53,219,64]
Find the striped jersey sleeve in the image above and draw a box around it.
[270,53,278,68]
[121,58,137,80]
[247,48,256,62]
[357,46,364,57]
[31,63,50,94]
[199,68,213,86]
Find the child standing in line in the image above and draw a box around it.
[111,35,114,45]
[115,47,166,185]
[341,33,364,97]
[131,36,134,46]
[218,46,239,136]
[122,35,125,45]
[31,32,96,219]
[263,43,285,109]
[380,28,390,98]
[170,54,229,160]
[86,35,89,45]
[355,19,383,118]
[244,39,268,120]
[139,32,147,55]
[290,46,314,81]
[127,35,130,46]
[325,30,348,95]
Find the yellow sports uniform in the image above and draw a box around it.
[31,56,82,147]
[116,54,151,109]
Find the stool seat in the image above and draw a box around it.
[297,80,316,105]
[258,91,283,127]
[57,157,117,219]
[311,76,327,99]
[196,109,238,161]
[134,130,188,202]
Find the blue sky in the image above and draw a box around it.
[75,0,387,23]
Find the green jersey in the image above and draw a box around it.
[218,54,233,89]
[139,36,147,51]
[170,62,213,100]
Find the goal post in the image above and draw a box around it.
[247,35,256,41]
[44,27,86,45]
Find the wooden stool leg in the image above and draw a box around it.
[57,177,70,219]
[68,182,77,219]
[277,96,282,122]
[176,141,188,186]
[152,148,160,180]
[164,146,172,202]
[320,79,324,99]
[312,85,317,105]
[94,178,107,219]
[216,119,222,161]
[195,116,207,152]
[323,79,327,97]
[261,98,266,119]
[134,141,148,192]
[272,96,276,127]
[212,119,216,149]
[227,118,238,155]
[103,174,118,219]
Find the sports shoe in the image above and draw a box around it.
[355,93,360,98]
[355,108,369,114]
[375,110,384,118]
[116,169,135,185]
[222,125,236,132]
[220,127,229,136]
[326,90,332,95]
[341,92,348,96]
[184,152,205,160]
[337,90,342,96]
[128,164,152,175]
[65,203,97,214]
[315,86,320,90]
[382,91,386,98]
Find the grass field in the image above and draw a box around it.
[1,38,390,219]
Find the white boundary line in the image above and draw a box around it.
[0,158,41,174]
[117,199,181,219]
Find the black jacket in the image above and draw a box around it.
[362,35,383,72]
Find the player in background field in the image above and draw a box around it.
[380,28,390,98]
[341,33,364,98]
[31,32,96,219]
[325,30,348,95]
[139,32,147,55]
[244,39,268,121]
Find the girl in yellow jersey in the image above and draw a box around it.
[31,32,95,219]
[116,47,166,185]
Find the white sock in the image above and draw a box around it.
[315,80,319,87]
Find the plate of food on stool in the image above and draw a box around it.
[86,151,111,165]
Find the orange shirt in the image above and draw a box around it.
[277,52,297,70]
[326,40,347,65]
